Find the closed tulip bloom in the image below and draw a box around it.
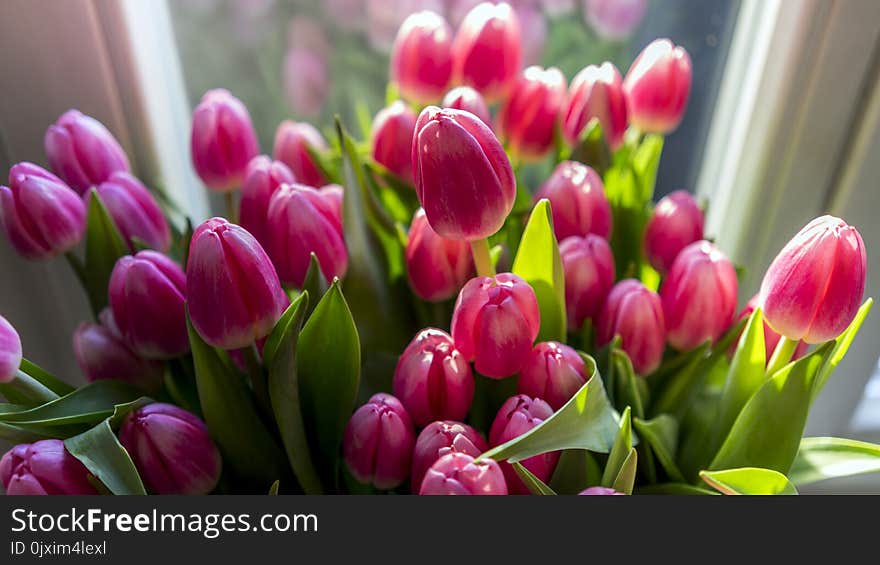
[735,295,808,365]
[579,486,625,495]
[0,440,96,495]
[411,421,487,494]
[91,172,171,252]
[452,2,522,102]
[560,234,615,330]
[759,215,866,344]
[0,163,86,260]
[187,218,289,350]
[563,62,628,150]
[239,155,297,247]
[489,394,559,494]
[412,106,516,240]
[623,39,692,135]
[406,208,474,301]
[420,452,507,495]
[584,0,647,41]
[273,120,328,187]
[190,89,259,191]
[661,241,738,351]
[442,86,491,127]
[371,101,418,184]
[266,183,347,288]
[519,341,590,410]
[451,273,540,378]
[393,328,475,427]
[119,403,222,495]
[644,190,704,274]
[0,314,22,383]
[596,279,665,375]
[498,66,567,161]
[534,161,611,241]
[44,110,130,195]
[343,393,416,489]
[109,251,189,360]
[391,10,454,104]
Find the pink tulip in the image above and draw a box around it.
[563,62,628,150]
[489,394,559,494]
[273,120,328,187]
[442,86,491,127]
[343,393,416,489]
[451,273,541,378]
[282,48,329,118]
[498,66,567,161]
[239,155,297,248]
[623,39,692,135]
[411,421,487,494]
[735,295,808,366]
[406,208,474,301]
[759,215,866,344]
[519,341,590,410]
[391,10,454,104]
[452,2,522,102]
[596,279,665,375]
[660,241,738,351]
[372,101,418,184]
[584,0,647,41]
[560,234,615,330]
[644,190,704,274]
[0,314,21,384]
[419,452,507,495]
[91,172,171,253]
[579,486,624,495]
[1,440,97,495]
[534,160,611,241]
[514,4,547,66]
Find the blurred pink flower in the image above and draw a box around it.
[584,0,647,41]
[541,0,576,17]
[517,4,547,66]
[367,0,445,52]
[323,0,367,32]
[282,48,330,118]
[230,0,277,46]
[286,16,330,53]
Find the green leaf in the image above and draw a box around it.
[602,406,632,487]
[568,119,611,175]
[789,437,880,486]
[550,450,602,494]
[633,415,685,482]
[0,380,143,426]
[266,292,324,494]
[19,359,75,396]
[83,188,129,314]
[650,342,711,418]
[268,480,280,495]
[511,198,567,341]
[812,299,873,398]
[0,421,87,443]
[611,448,638,495]
[299,253,329,317]
[512,462,557,495]
[296,280,361,483]
[631,134,664,202]
[700,468,797,495]
[610,349,645,418]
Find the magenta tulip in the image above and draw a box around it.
[489,394,559,494]
[584,0,647,40]
[371,101,418,184]
[759,215,867,344]
[419,452,507,495]
[534,160,611,241]
[44,110,130,195]
[596,279,665,375]
[273,120,328,187]
[411,421,487,494]
[343,393,416,490]
[623,39,692,135]
[661,240,738,351]
[119,403,222,495]
[442,86,491,127]
[186,217,289,350]
[412,106,516,240]
[406,208,474,301]
[644,190,704,274]
[239,155,297,248]
[498,66,567,161]
[91,172,171,252]
[0,440,97,495]
[452,2,522,102]
[579,486,625,495]
[0,162,86,260]
[190,89,259,191]
[519,341,590,410]
[735,295,808,365]
[563,62,628,150]
[0,314,22,384]
[560,234,615,330]
[391,10,454,104]
[451,273,540,378]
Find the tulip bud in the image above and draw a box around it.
[519,341,590,410]
[489,394,559,494]
[393,329,475,427]
[321,183,344,220]
[735,295,808,365]
[406,208,474,301]
[623,39,692,135]
[273,120,328,187]
[451,273,540,378]
[759,215,866,344]
[187,218,289,350]
[91,172,171,253]
[44,110,130,195]
[411,421,487,494]
[190,89,260,191]
[579,486,625,495]
[239,155,297,248]
[660,241,738,351]
[442,86,491,127]
[343,393,416,490]
[0,440,97,495]
[0,162,86,260]
[584,0,647,41]
[266,183,347,288]
[644,190,704,274]
[420,452,507,495]
[534,160,611,241]
[412,106,516,240]
[498,66,567,161]
[371,101,418,184]
[452,2,522,102]
[391,11,454,104]
[0,314,22,384]
[119,403,222,495]
[596,279,665,375]
[563,62,628,150]
[560,234,615,330]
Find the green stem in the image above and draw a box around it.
[241,344,271,419]
[3,370,60,405]
[224,191,238,224]
[470,238,496,278]
[766,336,798,376]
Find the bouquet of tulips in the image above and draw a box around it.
[0,3,876,496]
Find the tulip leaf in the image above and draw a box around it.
[569,119,611,176]
[550,450,602,494]
[296,280,361,486]
[513,462,557,495]
[610,349,645,418]
[788,437,880,486]
[0,420,87,443]
[19,358,75,396]
[812,298,873,398]
[268,480,280,496]
[632,134,664,202]
[611,448,638,495]
[633,415,685,483]
[511,198,567,342]
[300,252,329,317]
[266,292,324,494]
[187,312,288,489]
[480,354,619,462]
[602,406,633,487]
[0,380,143,426]
[650,342,711,418]
[83,188,129,314]
[700,468,797,495]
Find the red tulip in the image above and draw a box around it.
[419,452,507,495]
[498,66,567,161]
[534,160,611,241]
[411,421,486,494]
[0,314,21,384]
[91,172,171,253]
[1,440,97,495]
[644,190,704,274]
[519,341,590,410]
[563,62,628,150]
[452,2,522,102]
[406,208,474,301]
[239,155,297,248]
[273,121,328,187]
[596,279,665,375]
[391,10,454,104]
[371,101,418,184]
[623,39,692,135]
[559,234,615,330]
[489,394,559,494]
[343,393,416,490]
[442,86,491,127]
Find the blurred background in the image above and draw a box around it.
[0,0,878,492]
